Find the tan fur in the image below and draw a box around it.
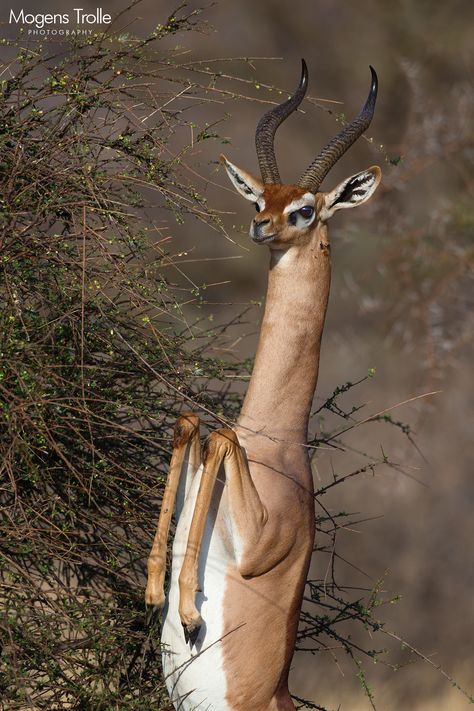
[238,221,331,441]
[255,184,313,247]
[146,158,381,710]
[145,413,200,608]
[218,225,331,708]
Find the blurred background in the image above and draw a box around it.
[3,0,473,708]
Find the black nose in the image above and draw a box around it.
[253,217,271,229]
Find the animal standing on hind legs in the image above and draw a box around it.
[146,59,382,711]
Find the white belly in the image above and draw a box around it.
[162,464,233,711]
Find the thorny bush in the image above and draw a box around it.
[0,5,472,710]
[0,8,245,708]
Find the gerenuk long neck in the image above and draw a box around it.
[237,227,331,447]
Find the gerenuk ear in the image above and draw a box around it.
[220,154,265,202]
[319,166,381,221]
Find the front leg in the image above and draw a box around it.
[179,428,291,638]
[145,412,200,609]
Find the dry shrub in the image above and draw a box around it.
[1,6,471,710]
[0,8,244,708]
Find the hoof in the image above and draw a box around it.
[145,604,162,627]
[182,619,202,645]
[144,584,165,626]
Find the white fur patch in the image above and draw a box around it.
[282,193,316,229]
[283,193,315,214]
[162,463,234,711]
[271,246,297,268]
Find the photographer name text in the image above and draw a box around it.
[9,8,112,36]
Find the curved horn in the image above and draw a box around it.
[255,59,308,185]
[298,66,378,192]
